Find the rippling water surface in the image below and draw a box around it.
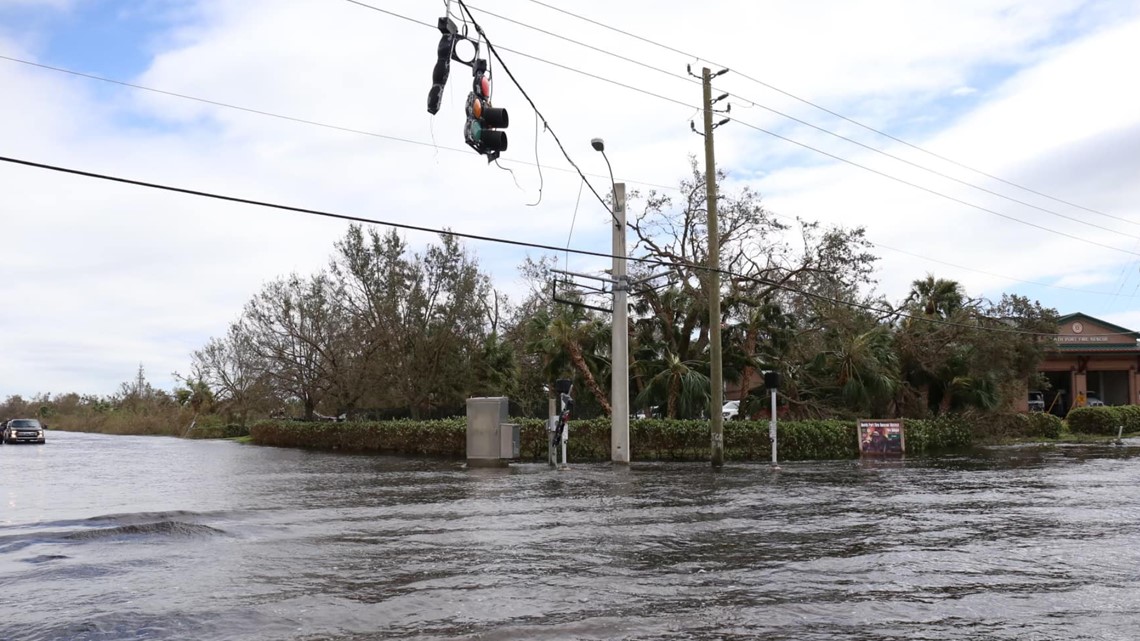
[2,430,1140,640]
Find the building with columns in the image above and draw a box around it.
[1036,313,1140,414]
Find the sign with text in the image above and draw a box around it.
[858,419,905,456]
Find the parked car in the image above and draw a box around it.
[1027,391,1045,412]
[3,418,46,444]
[633,406,661,419]
[722,400,739,420]
[1086,392,1105,407]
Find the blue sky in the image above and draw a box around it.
[2,1,166,77]
[2,0,1140,396]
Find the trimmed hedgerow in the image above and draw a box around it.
[1065,406,1134,435]
[961,411,1064,441]
[251,419,467,456]
[1024,412,1064,439]
[251,415,976,461]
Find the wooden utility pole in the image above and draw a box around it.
[700,67,725,468]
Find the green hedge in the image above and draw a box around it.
[1065,406,1138,435]
[961,411,1064,441]
[251,416,976,461]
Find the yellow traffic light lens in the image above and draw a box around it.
[473,98,483,119]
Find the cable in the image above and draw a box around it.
[0,54,677,193]
[0,154,618,261]
[7,51,1135,292]
[337,2,1140,255]
[455,0,617,224]
[465,1,1139,233]
[527,111,544,206]
[0,153,1118,340]
[872,241,1125,297]
[726,114,1140,257]
[9,25,1135,291]
[339,0,616,223]
[761,208,1135,298]
[565,179,585,272]
[517,0,1122,223]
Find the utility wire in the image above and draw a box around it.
[0,54,675,192]
[464,2,1140,233]
[763,208,1134,298]
[339,0,616,223]
[517,0,1122,223]
[456,0,614,224]
[6,30,1134,294]
[340,2,1140,255]
[0,153,1118,340]
[6,49,1136,295]
[725,114,1140,257]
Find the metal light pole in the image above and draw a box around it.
[592,138,630,464]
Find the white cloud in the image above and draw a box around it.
[2,0,1140,396]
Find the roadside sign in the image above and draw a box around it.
[858,419,905,456]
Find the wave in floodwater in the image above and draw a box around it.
[2,432,1140,640]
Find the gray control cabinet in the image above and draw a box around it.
[466,397,517,467]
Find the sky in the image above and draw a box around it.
[2,0,1139,398]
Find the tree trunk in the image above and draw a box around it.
[567,343,612,416]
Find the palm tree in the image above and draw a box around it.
[526,308,612,416]
[635,352,710,419]
[905,275,964,318]
[830,327,900,414]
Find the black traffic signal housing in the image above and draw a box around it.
[427,17,458,115]
[464,59,509,161]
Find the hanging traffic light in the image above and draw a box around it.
[463,59,509,161]
[426,17,458,115]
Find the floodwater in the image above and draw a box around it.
[2,431,1140,640]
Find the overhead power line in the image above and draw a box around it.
[5,26,1133,296]
[464,1,1140,233]
[517,0,1124,224]
[724,114,1140,257]
[0,54,674,192]
[0,153,1119,340]
[339,2,1140,256]
[763,208,1135,298]
[8,55,1122,298]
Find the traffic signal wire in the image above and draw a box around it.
[454,0,615,224]
[762,209,1132,298]
[5,55,1138,297]
[338,2,1140,254]
[0,54,675,191]
[721,112,1140,255]
[0,152,1116,340]
[338,0,617,223]
[516,0,1122,225]
[462,1,1139,233]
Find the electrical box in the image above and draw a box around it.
[466,397,513,467]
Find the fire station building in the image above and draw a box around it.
[1036,313,1140,414]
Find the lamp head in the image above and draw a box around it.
[590,137,605,152]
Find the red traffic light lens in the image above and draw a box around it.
[480,76,491,98]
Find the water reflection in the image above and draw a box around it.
[1,432,1139,640]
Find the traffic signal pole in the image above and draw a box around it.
[701,67,725,468]
[611,182,630,464]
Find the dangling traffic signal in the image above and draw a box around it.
[426,17,458,115]
[463,59,509,161]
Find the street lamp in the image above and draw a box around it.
[592,138,629,464]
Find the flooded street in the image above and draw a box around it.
[2,431,1140,640]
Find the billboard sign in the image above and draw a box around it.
[858,419,905,456]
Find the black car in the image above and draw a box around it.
[3,418,46,444]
